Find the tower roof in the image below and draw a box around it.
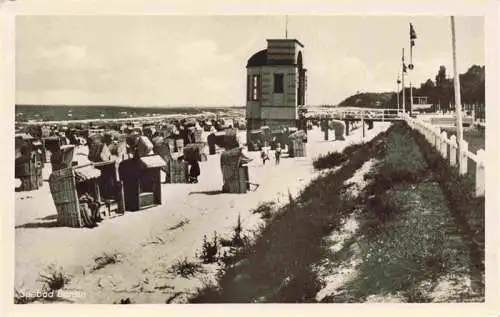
[266,39,304,47]
[246,49,268,68]
[246,38,304,68]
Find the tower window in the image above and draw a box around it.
[274,73,284,93]
[248,74,260,101]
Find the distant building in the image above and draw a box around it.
[245,39,307,136]
[412,96,433,112]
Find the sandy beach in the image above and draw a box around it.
[15,123,391,304]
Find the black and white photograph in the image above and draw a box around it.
[2,0,499,314]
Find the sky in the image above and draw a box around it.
[15,15,485,106]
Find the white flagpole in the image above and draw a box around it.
[396,74,400,113]
[451,16,463,168]
[402,48,406,115]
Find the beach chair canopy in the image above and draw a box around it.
[220,147,252,167]
[88,142,111,162]
[140,155,166,169]
[151,136,172,160]
[103,130,122,143]
[15,133,34,141]
[249,129,263,135]
[136,136,154,157]
[288,130,307,141]
[183,118,197,128]
[74,165,102,183]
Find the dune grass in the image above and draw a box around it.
[189,122,483,303]
[322,123,481,302]
[410,123,485,295]
[189,124,392,303]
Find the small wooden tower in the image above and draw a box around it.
[245,38,307,147]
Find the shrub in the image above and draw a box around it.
[169,257,204,278]
[190,279,223,303]
[313,152,347,170]
[200,232,219,264]
[92,252,121,271]
[251,202,276,220]
[342,142,365,156]
[37,264,71,292]
[114,297,134,304]
[232,214,244,247]
[313,137,385,171]
[364,124,428,195]
[167,219,190,231]
[219,237,234,247]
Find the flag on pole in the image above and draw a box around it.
[410,23,417,46]
[402,48,407,72]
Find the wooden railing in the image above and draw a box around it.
[305,107,402,121]
[403,113,485,197]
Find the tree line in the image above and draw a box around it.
[397,64,485,113]
[336,64,485,118]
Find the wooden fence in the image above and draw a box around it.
[306,107,402,121]
[403,114,485,197]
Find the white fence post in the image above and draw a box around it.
[475,149,485,197]
[459,139,469,175]
[449,135,457,166]
[434,128,440,152]
[433,127,440,150]
[440,131,448,158]
[426,123,433,144]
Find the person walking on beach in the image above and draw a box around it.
[261,145,270,165]
[275,143,282,165]
[188,160,200,183]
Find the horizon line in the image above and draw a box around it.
[15,104,248,108]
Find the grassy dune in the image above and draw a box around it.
[189,122,484,303]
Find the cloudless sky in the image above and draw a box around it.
[15,15,484,106]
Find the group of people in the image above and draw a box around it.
[260,142,282,166]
